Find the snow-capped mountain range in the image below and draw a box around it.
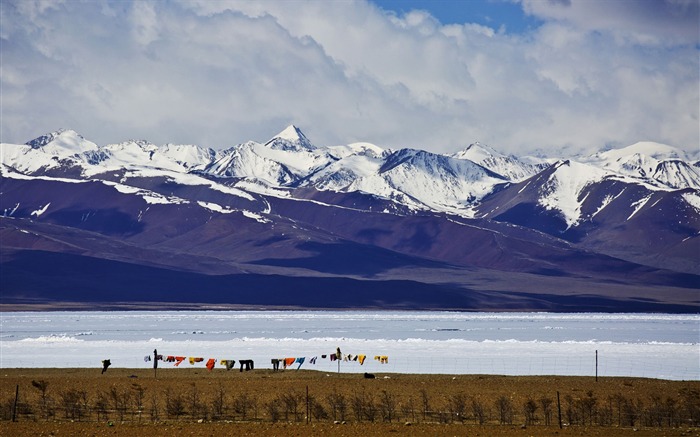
[1,127,698,311]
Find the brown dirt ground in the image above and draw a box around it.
[1,368,698,436]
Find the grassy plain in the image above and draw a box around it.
[1,368,698,436]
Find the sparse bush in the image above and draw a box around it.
[579,390,597,425]
[266,398,281,422]
[131,383,146,422]
[210,384,226,421]
[149,393,160,422]
[680,388,700,426]
[280,391,303,421]
[495,395,514,425]
[523,397,538,425]
[597,395,613,426]
[447,392,468,423]
[59,388,88,421]
[540,396,553,426]
[379,390,397,423]
[94,391,110,421]
[420,389,430,422]
[233,392,254,420]
[622,398,642,427]
[471,397,487,425]
[31,380,54,420]
[108,386,130,421]
[165,388,186,419]
[187,383,207,420]
[327,392,347,421]
[0,398,13,421]
[400,396,416,423]
[351,390,376,422]
[308,394,328,421]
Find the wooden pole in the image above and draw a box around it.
[337,347,341,374]
[595,350,598,382]
[12,384,19,422]
[557,391,562,429]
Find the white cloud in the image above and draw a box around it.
[521,0,699,46]
[130,1,160,46]
[0,0,697,156]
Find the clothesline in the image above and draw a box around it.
[142,351,390,372]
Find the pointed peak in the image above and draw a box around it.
[265,125,315,151]
[276,125,308,142]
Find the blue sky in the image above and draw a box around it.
[372,0,542,32]
[1,0,698,155]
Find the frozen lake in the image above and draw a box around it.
[1,311,697,380]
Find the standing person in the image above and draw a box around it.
[153,348,158,378]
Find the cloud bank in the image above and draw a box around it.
[1,0,697,155]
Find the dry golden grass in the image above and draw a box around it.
[1,368,698,436]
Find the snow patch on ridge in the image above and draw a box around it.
[30,203,50,217]
[682,192,700,213]
[538,161,608,228]
[627,195,652,220]
[197,201,234,214]
[591,194,614,219]
[242,210,271,223]
[102,181,189,205]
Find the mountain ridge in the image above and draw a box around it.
[1,127,698,311]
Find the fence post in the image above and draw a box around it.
[12,384,19,422]
[557,391,562,429]
[595,350,598,382]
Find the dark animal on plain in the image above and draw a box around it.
[364,372,375,379]
[101,359,111,374]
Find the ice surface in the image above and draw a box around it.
[1,311,697,380]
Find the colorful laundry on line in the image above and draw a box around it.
[220,359,236,371]
[206,358,216,371]
[145,351,384,369]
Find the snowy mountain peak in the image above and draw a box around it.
[25,129,98,155]
[652,160,700,189]
[328,142,385,159]
[581,141,697,188]
[452,142,545,182]
[275,125,307,142]
[588,141,687,163]
[453,142,505,161]
[265,125,315,151]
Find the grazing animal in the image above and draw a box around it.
[364,372,375,379]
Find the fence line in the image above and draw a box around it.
[4,354,698,380]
